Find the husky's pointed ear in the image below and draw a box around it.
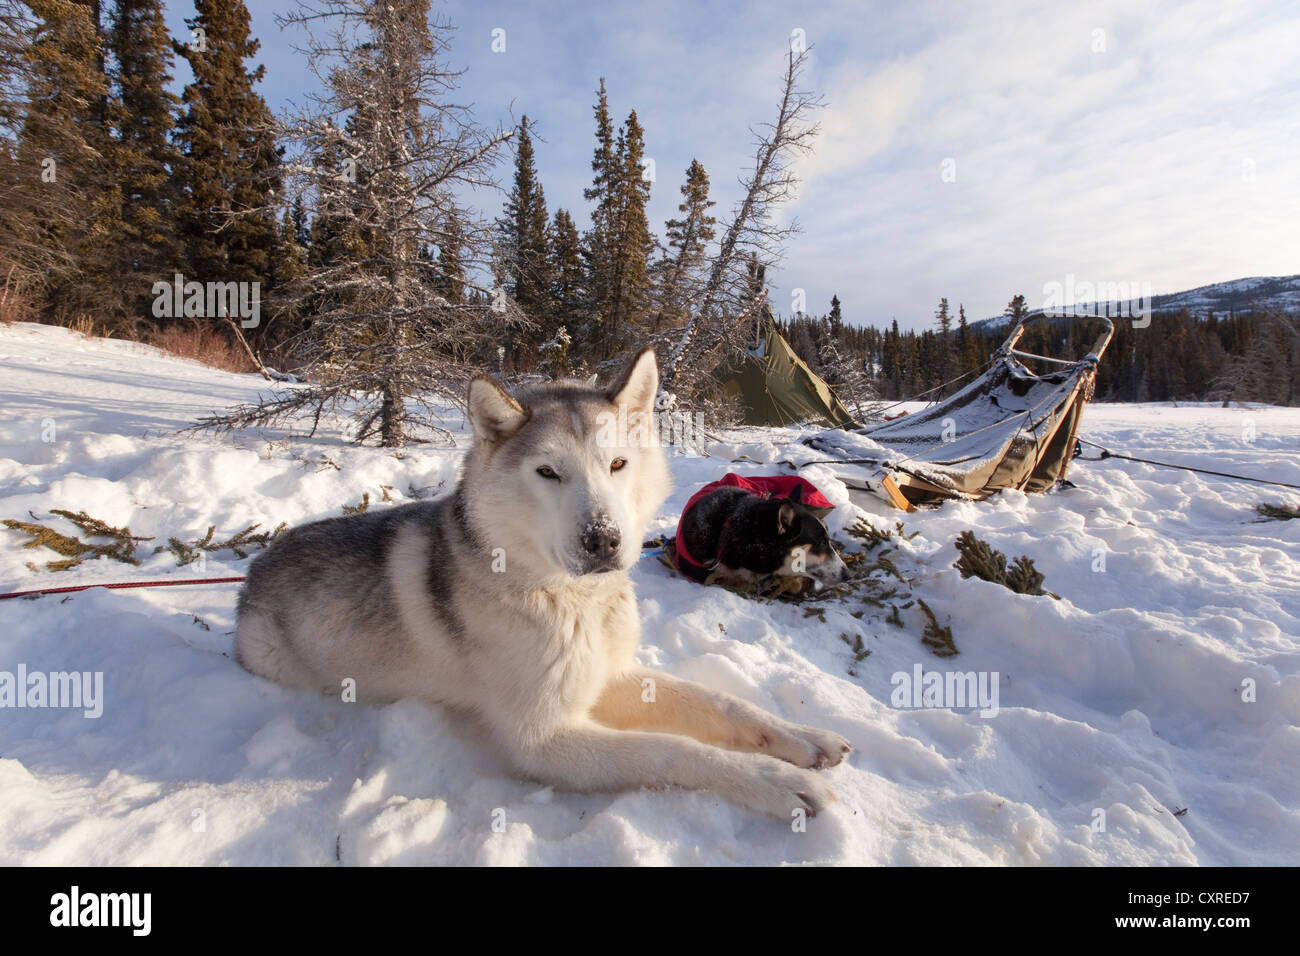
[606,346,658,413]
[785,483,805,504]
[467,375,529,445]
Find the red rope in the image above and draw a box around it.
[0,577,246,601]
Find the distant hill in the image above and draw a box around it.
[971,275,1300,333]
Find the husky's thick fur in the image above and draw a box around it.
[235,348,850,819]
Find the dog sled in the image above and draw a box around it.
[804,313,1114,511]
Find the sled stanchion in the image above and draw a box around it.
[1002,312,1114,363]
[879,475,916,512]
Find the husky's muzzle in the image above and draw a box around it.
[572,515,623,574]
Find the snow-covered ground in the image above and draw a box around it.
[0,322,1297,865]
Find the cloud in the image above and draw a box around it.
[162,0,1300,331]
[780,0,1300,325]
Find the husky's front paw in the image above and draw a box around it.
[793,725,852,769]
[725,756,837,820]
[759,723,851,770]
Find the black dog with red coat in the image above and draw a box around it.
[673,474,851,588]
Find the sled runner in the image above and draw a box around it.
[805,313,1114,510]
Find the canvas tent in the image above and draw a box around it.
[805,313,1113,511]
[718,312,858,428]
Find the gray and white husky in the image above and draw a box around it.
[235,347,850,819]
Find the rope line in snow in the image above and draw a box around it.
[0,577,247,601]
[0,543,680,601]
[1074,438,1300,491]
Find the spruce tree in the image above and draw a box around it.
[956,303,974,373]
[304,132,357,272]
[654,157,715,331]
[172,0,281,297]
[270,205,303,289]
[296,129,361,334]
[880,318,901,398]
[934,296,955,390]
[0,4,28,137]
[0,3,32,310]
[603,108,653,353]
[1209,310,1297,405]
[581,78,616,349]
[579,84,655,359]
[106,0,179,319]
[431,212,466,306]
[1005,293,1029,324]
[793,322,818,371]
[547,207,583,322]
[496,116,552,350]
[289,194,308,250]
[16,0,117,322]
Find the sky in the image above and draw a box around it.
[162,0,1300,332]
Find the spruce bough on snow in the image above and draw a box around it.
[161,522,287,567]
[953,530,1056,598]
[2,509,150,571]
[1256,501,1300,520]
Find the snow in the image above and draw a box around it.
[1,322,1298,865]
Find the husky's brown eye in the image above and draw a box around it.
[537,465,560,481]
[610,458,627,473]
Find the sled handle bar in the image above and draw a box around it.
[1000,311,1114,365]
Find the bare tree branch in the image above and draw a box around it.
[657,46,824,409]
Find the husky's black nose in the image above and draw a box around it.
[581,526,621,558]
